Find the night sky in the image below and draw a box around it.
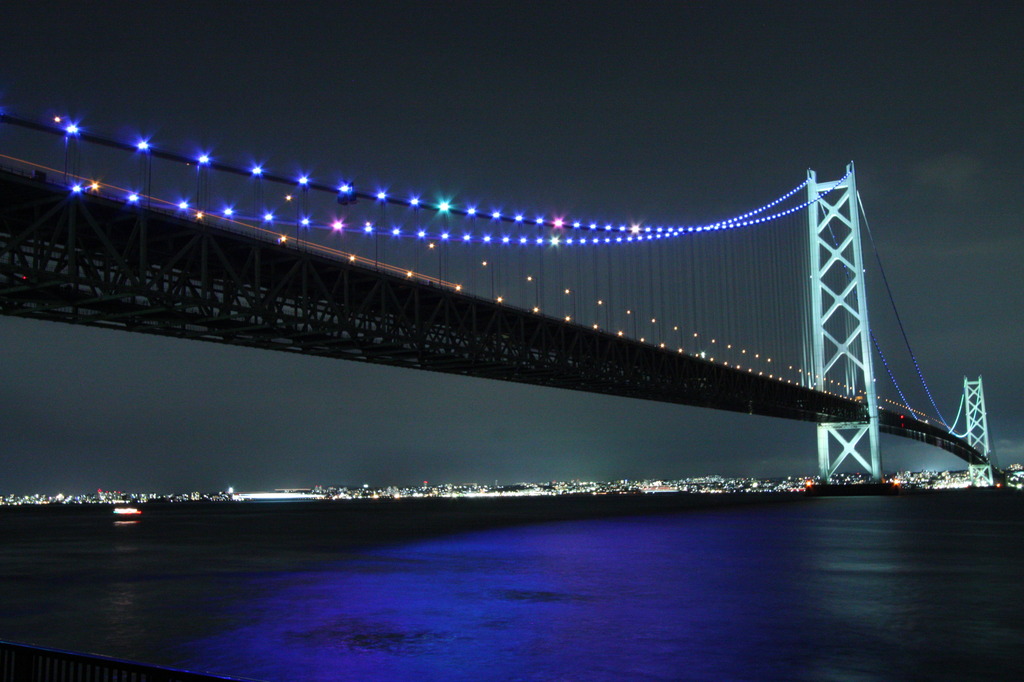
[1,1,1021,494]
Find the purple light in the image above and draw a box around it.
[553,219,563,228]
[332,220,344,231]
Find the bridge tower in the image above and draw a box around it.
[807,163,882,481]
[964,376,996,486]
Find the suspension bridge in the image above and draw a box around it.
[0,111,998,484]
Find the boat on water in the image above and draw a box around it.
[112,507,142,515]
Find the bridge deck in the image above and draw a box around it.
[0,168,980,462]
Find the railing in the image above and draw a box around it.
[0,640,257,682]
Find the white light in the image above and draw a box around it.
[417,230,426,238]
[410,197,420,206]
[65,124,79,135]
[492,211,501,219]
[515,214,523,222]
[198,154,211,165]
[224,207,234,216]
[301,218,310,226]
[392,228,401,236]
[178,201,189,210]
[136,140,149,151]
[377,191,387,200]
[439,201,450,212]
[128,193,139,203]
[299,176,309,185]
[467,207,477,216]
[264,212,273,221]
[252,166,263,176]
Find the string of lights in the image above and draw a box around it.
[1,110,847,246]
[859,193,950,429]
[0,110,912,410]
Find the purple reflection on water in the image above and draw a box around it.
[180,495,1024,681]
[186,512,818,681]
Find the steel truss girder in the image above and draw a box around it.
[0,168,867,424]
[808,164,882,481]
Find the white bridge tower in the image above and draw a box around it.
[807,163,882,481]
[964,376,996,486]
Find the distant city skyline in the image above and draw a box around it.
[1,2,1021,492]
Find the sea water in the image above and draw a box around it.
[1,490,1021,681]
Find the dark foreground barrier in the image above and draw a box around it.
[0,640,257,682]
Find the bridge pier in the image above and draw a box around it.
[807,163,881,481]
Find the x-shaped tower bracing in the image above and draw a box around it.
[807,163,881,481]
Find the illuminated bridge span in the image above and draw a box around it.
[0,111,998,483]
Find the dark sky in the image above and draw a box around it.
[1,1,1021,493]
